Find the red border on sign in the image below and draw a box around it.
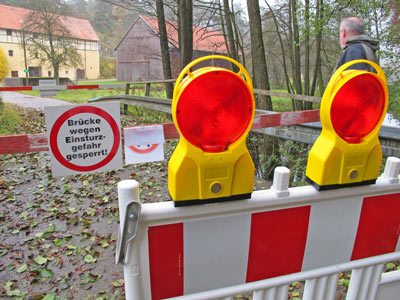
[49,106,120,172]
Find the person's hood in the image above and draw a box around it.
[344,34,379,51]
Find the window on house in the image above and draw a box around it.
[8,50,13,57]
[11,71,18,77]
[6,29,12,36]
[65,70,68,74]
[33,33,38,39]
[48,71,52,77]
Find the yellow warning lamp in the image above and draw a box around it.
[168,55,255,206]
[306,60,388,190]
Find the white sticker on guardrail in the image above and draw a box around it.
[124,125,165,164]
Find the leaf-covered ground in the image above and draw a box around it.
[0,106,271,300]
[0,106,174,299]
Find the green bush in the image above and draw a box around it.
[388,82,400,121]
[100,56,116,79]
[0,46,9,81]
[0,103,22,135]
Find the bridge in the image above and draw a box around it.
[88,89,400,158]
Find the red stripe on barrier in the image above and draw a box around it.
[67,85,100,89]
[252,109,320,129]
[0,86,33,91]
[246,206,311,282]
[351,193,400,260]
[0,133,48,154]
[148,223,184,300]
[0,111,320,154]
[162,122,180,139]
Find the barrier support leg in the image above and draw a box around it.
[117,180,144,300]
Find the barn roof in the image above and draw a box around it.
[115,15,227,53]
[0,4,99,41]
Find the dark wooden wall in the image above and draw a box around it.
[116,16,230,82]
[116,17,163,82]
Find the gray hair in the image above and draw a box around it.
[341,18,365,35]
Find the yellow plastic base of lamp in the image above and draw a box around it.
[168,139,254,207]
[305,134,382,190]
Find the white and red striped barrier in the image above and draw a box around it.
[0,84,126,92]
[0,110,320,155]
[117,158,400,300]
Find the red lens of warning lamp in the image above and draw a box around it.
[331,73,386,144]
[176,70,253,153]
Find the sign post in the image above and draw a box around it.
[45,102,123,177]
[39,79,57,97]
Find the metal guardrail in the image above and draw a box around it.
[89,95,172,113]
[254,88,322,103]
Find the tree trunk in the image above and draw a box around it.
[247,0,272,110]
[178,0,193,69]
[311,0,323,99]
[223,0,238,61]
[155,0,173,99]
[53,64,60,85]
[218,1,230,57]
[304,0,310,96]
[287,0,296,110]
[266,2,293,94]
[291,0,303,110]
[230,0,245,67]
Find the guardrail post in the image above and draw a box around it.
[377,157,400,184]
[145,82,151,97]
[124,83,130,114]
[271,167,290,197]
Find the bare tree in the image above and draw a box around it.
[265,1,293,94]
[22,0,82,84]
[156,0,173,98]
[178,0,193,69]
[247,0,272,110]
[222,0,238,62]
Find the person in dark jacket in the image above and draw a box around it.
[334,17,379,72]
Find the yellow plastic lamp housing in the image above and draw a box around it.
[168,55,255,206]
[306,60,388,190]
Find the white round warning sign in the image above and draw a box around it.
[45,102,123,177]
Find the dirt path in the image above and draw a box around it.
[1,91,70,111]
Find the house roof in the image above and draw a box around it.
[0,4,99,41]
[116,15,226,53]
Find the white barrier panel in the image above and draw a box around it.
[117,157,400,300]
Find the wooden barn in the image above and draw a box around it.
[115,15,228,82]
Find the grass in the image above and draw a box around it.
[18,87,317,109]
[78,79,127,85]
[0,102,22,135]
[18,89,125,104]
[18,80,168,104]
